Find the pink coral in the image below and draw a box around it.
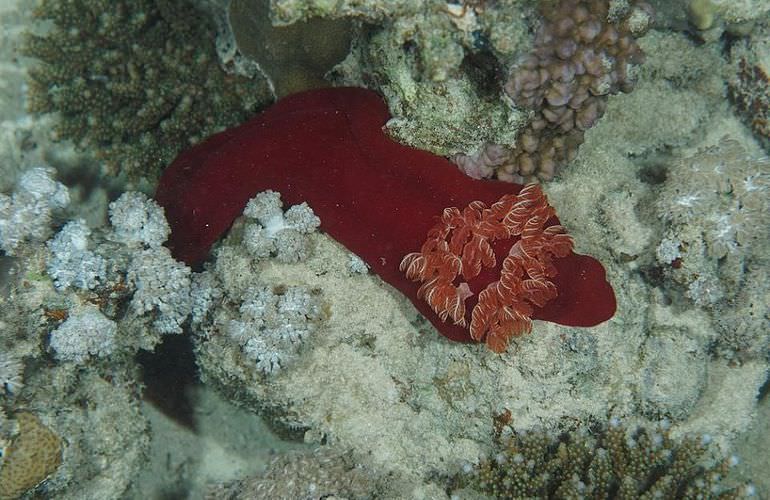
[454,0,653,182]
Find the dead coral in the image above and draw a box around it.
[206,447,375,499]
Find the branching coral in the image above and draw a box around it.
[44,191,195,342]
[23,0,273,182]
[454,419,756,498]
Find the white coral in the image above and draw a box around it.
[108,191,170,248]
[242,190,320,263]
[46,219,107,290]
[127,247,192,334]
[227,285,322,375]
[0,167,69,254]
[190,270,223,325]
[49,305,117,363]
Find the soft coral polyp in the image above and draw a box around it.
[155,87,616,349]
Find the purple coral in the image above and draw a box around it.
[457,0,653,182]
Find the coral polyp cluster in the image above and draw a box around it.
[455,0,653,181]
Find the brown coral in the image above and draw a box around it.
[0,412,62,499]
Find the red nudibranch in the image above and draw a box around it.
[155,87,616,352]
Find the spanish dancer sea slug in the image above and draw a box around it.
[156,87,616,351]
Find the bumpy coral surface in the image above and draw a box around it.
[457,0,653,182]
[0,412,62,499]
[156,87,616,351]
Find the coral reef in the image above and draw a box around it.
[226,285,324,375]
[1,0,770,497]
[0,411,62,499]
[683,0,770,35]
[46,219,107,291]
[48,304,117,363]
[192,191,327,379]
[274,0,532,158]
[457,0,654,181]
[206,447,376,499]
[272,0,652,181]
[452,418,755,498]
[22,0,273,184]
[654,137,769,360]
[156,87,615,349]
[271,0,489,81]
[242,190,321,263]
[0,167,70,255]
[108,191,170,249]
[0,236,150,498]
[220,0,352,97]
[193,218,768,493]
[126,246,193,334]
[729,23,770,152]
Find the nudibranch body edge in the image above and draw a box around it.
[155,87,616,349]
